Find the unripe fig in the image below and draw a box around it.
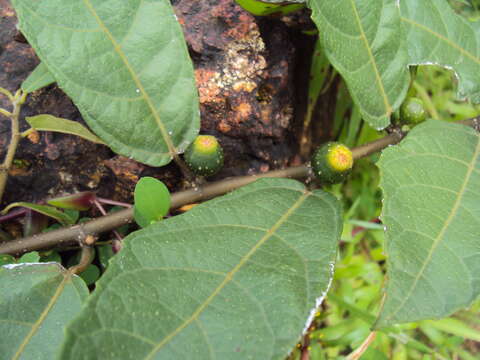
[311,142,353,184]
[400,97,426,125]
[184,135,224,176]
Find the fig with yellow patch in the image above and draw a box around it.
[311,142,353,184]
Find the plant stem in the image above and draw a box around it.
[0,108,12,118]
[96,197,132,208]
[0,87,14,102]
[69,245,94,275]
[2,117,478,256]
[93,198,123,252]
[20,128,34,138]
[345,331,377,360]
[413,81,440,120]
[0,131,406,255]
[0,91,26,203]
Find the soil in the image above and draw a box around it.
[0,0,335,209]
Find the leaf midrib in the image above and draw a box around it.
[349,0,391,116]
[81,0,177,159]
[143,191,310,359]
[383,134,480,323]
[11,272,71,360]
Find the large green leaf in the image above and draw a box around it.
[375,120,480,328]
[60,178,342,360]
[306,0,410,130]
[0,263,89,360]
[11,0,199,166]
[401,0,480,103]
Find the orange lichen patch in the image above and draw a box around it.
[232,80,257,92]
[195,69,222,104]
[217,121,232,133]
[9,166,31,177]
[194,135,218,154]
[327,145,353,172]
[234,103,252,122]
[260,107,272,124]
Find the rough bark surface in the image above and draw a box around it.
[0,0,322,208]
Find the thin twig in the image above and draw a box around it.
[0,132,404,255]
[2,118,478,256]
[0,108,12,118]
[0,91,26,202]
[300,331,311,360]
[97,197,132,208]
[346,331,377,360]
[20,128,34,138]
[0,87,14,102]
[93,198,123,252]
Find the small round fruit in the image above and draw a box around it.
[184,135,224,176]
[311,142,353,184]
[400,97,426,125]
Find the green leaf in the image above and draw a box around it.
[11,0,200,166]
[40,251,62,264]
[21,62,56,93]
[1,202,76,226]
[306,0,410,130]
[18,251,41,263]
[134,177,171,228]
[254,0,305,2]
[26,115,105,145]
[0,254,16,266]
[400,0,480,103]
[78,264,100,286]
[375,120,480,328]
[61,178,342,360]
[236,0,304,16]
[97,244,114,271]
[0,263,89,360]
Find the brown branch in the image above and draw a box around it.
[0,131,405,255]
[4,117,478,256]
[300,332,311,360]
[0,117,480,254]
